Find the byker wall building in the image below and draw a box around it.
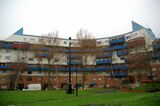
[0,21,160,90]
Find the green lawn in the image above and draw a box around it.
[0,88,160,106]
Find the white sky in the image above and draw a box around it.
[0,0,160,39]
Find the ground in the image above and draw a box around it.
[0,88,160,106]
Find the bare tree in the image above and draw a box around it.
[76,29,97,89]
[32,43,45,89]
[39,32,61,89]
[127,36,153,86]
[14,42,28,90]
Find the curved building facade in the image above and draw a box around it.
[0,21,160,90]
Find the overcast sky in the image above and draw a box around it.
[0,0,160,39]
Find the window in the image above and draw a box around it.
[55,59,58,62]
[64,41,67,44]
[93,78,96,81]
[5,56,11,60]
[28,71,32,74]
[53,78,57,81]
[1,77,6,81]
[23,38,26,41]
[22,57,25,60]
[6,50,11,53]
[30,38,35,41]
[37,77,41,81]
[29,58,33,61]
[64,78,68,81]
[105,40,109,43]
[79,78,82,81]
[27,77,32,81]
[97,41,101,45]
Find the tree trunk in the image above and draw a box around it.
[14,64,23,90]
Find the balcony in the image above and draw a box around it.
[4,43,13,49]
[152,52,160,59]
[153,44,160,49]
[96,59,112,65]
[67,60,82,65]
[36,53,48,58]
[97,53,112,58]
[96,66,111,71]
[13,43,28,49]
[113,65,128,70]
[111,44,128,50]
[110,38,125,45]
[65,49,80,53]
[67,55,81,59]
[111,72,128,77]
[0,65,10,69]
[117,50,128,56]
[27,65,49,71]
[40,47,49,51]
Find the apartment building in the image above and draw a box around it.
[0,21,159,90]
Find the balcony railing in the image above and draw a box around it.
[96,67,111,71]
[97,53,112,58]
[0,65,10,69]
[67,60,82,65]
[113,65,128,70]
[152,52,160,59]
[111,44,128,50]
[111,72,128,77]
[67,55,81,59]
[110,38,125,44]
[117,50,128,56]
[153,44,160,49]
[96,59,112,64]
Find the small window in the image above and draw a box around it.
[93,78,96,80]
[28,71,32,74]
[97,41,101,45]
[55,59,58,62]
[27,77,32,81]
[64,41,67,44]
[64,78,68,81]
[6,50,11,53]
[98,78,102,80]
[5,56,11,60]
[105,40,109,43]
[37,77,41,81]
[30,38,35,41]
[29,58,33,61]
[1,77,6,81]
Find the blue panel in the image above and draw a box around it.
[0,65,10,69]
[132,21,144,31]
[153,44,160,49]
[96,59,112,64]
[110,38,125,44]
[67,60,82,65]
[111,44,128,50]
[113,65,128,70]
[111,72,128,77]
[96,67,111,71]
[117,50,128,56]
[13,27,23,35]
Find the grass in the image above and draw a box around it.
[133,83,160,92]
[0,88,160,106]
